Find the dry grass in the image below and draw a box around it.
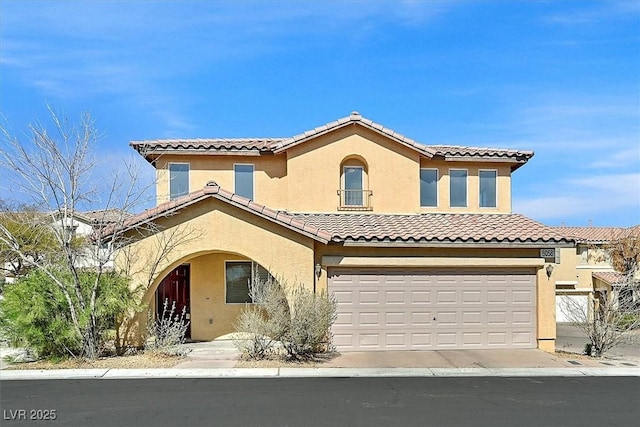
[5,352,185,370]
[235,352,338,368]
[555,350,599,361]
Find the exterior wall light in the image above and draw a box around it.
[545,264,554,278]
[315,263,322,278]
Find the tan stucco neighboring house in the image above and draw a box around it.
[551,226,639,323]
[118,112,573,352]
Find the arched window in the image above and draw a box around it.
[339,156,371,210]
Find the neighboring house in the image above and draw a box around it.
[1,209,130,281]
[119,112,572,352]
[551,226,640,323]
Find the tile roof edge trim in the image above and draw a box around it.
[271,115,436,158]
[106,184,331,244]
[338,240,574,248]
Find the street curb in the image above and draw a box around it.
[1,366,639,380]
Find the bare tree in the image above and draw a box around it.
[0,106,196,358]
[559,228,640,357]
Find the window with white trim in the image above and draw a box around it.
[479,170,497,208]
[420,168,438,207]
[234,164,254,200]
[343,166,364,206]
[225,261,272,304]
[168,163,189,200]
[449,169,467,207]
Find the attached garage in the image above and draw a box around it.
[329,268,537,351]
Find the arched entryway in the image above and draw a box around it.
[153,251,275,341]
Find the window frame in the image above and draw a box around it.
[342,165,365,206]
[224,260,272,304]
[224,260,254,305]
[479,169,498,208]
[419,168,439,208]
[449,168,468,208]
[233,163,255,200]
[168,162,190,200]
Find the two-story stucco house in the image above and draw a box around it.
[119,112,572,352]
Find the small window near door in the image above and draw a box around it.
[450,169,467,207]
[225,261,272,304]
[479,170,497,208]
[234,164,254,200]
[420,169,438,207]
[169,163,189,200]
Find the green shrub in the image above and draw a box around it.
[0,269,134,358]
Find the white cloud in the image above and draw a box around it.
[591,148,640,168]
[514,173,640,225]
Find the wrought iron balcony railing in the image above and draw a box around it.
[337,189,373,210]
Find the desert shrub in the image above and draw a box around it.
[233,275,337,361]
[282,285,337,359]
[0,269,134,358]
[145,298,190,354]
[232,275,288,359]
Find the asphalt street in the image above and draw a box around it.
[2,377,639,427]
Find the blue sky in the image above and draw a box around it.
[1,0,638,226]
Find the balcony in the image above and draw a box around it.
[337,189,373,211]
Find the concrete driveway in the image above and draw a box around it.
[174,338,637,369]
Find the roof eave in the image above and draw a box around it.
[336,239,574,248]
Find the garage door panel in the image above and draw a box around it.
[385,290,406,304]
[462,311,483,325]
[462,290,482,304]
[385,312,407,325]
[411,311,432,325]
[411,290,431,303]
[359,291,380,304]
[462,332,482,346]
[329,268,537,351]
[437,290,457,304]
[358,312,380,326]
[487,290,507,304]
[512,311,534,325]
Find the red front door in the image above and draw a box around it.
[156,264,191,338]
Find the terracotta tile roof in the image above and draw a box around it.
[106,182,331,243]
[79,209,133,224]
[592,271,626,286]
[130,138,283,157]
[552,226,630,243]
[429,145,534,162]
[292,212,571,246]
[130,112,533,167]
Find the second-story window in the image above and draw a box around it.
[420,169,438,207]
[234,164,254,200]
[169,163,189,200]
[450,169,467,207]
[343,166,364,206]
[479,170,497,208]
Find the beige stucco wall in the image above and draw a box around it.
[152,126,515,214]
[155,155,288,208]
[117,197,315,341]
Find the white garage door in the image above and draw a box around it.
[556,294,589,323]
[329,268,537,351]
